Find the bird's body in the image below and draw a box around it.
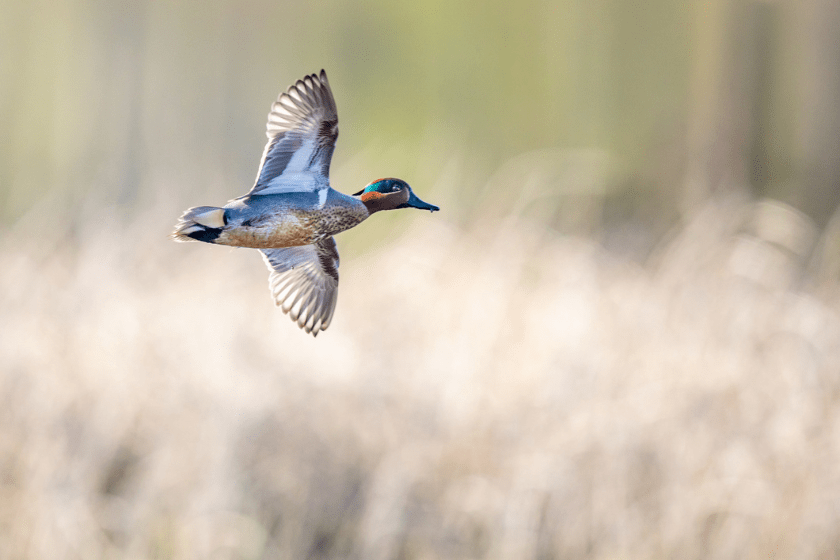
[188,190,370,249]
[172,70,438,336]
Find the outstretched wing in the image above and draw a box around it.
[260,237,340,336]
[250,70,339,196]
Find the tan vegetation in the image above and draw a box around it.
[2,181,840,558]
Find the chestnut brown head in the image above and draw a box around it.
[354,179,439,214]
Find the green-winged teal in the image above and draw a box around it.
[172,70,439,336]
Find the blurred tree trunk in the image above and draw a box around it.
[795,0,840,230]
[685,0,840,232]
[683,0,749,211]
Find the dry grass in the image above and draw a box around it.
[2,187,840,559]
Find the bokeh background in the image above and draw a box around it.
[3,0,840,558]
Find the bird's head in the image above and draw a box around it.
[354,178,439,214]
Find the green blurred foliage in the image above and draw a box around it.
[1,0,837,236]
[0,0,693,217]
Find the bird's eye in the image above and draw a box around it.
[391,184,401,192]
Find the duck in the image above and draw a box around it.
[172,70,439,336]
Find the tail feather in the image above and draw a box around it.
[171,206,227,243]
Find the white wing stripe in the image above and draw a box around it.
[249,70,339,196]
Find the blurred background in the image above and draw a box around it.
[2,0,840,557]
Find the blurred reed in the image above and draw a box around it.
[2,157,840,557]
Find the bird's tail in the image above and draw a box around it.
[171,206,227,243]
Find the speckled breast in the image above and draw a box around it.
[214,190,368,249]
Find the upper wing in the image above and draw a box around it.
[260,237,340,336]
[250,70,339,196]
